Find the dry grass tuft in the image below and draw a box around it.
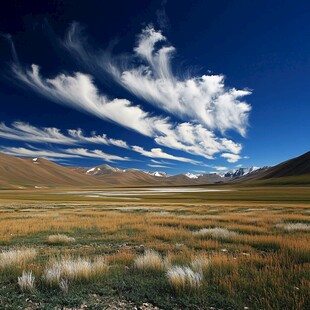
[134,250,165,271]
[193,227,237,239]
[47,234,76,244]
[18,271,35,292]
[59,278,69,293]
[43,256,107,286]
[0,249,36,269]
[277,222,310,231]
[191,255,211,273]
[167,265,203,290]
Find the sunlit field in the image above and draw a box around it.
[0,186,309,309]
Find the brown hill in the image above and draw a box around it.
[234,151,310,185]
[89,169,160,186]
[261,151,310,179]
[0,152,102,188]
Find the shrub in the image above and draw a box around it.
[0,249,36,269]
[47,234,76,244]
[18,271,35,293]
[167,265,202,291]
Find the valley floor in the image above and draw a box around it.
[0,186,309,309]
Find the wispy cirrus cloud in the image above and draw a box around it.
[147,164,171,169]
[0,121,129,148]
[0,146,129,162]
[132,146,199,164]
[7,23,250,164]
[65,148,129,162]
[65,24,251,136]
[11,63,243,162]
[1,146,80,159]
[12,64,169,137]
[0,122,203,164]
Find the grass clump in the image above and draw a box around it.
[191,255,210,273]
[167,265,203,291]
[59,278,69,293]
[0,249,36,269]
[43,256,107,286]
[193,227,237,239]
[134,250,166,271]
[277,223,310,231]
[18,271,35,293]
[47,234,76,244]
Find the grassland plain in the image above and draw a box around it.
[0,186,309,309]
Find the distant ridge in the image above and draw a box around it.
[0,151,309,188]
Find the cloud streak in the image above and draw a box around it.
[65,24,251,136]
[12,64,169,137]
[0,122,203,164]
[0,121,129,148]
[0,146,129,162]
[132,146,199,164]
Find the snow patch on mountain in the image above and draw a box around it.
[145,171,168,177]
[185,172,201,179]
[86,167,102,175]
[224,166,261,178]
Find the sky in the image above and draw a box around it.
[0,0,309,174]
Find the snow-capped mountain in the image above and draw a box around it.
[145,171,168,177]
[83,164,122,175]
[224,166,261,178]
[185,172,201,179]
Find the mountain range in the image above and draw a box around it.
[0,151,309,189]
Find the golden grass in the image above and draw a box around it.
[0,249,36,269]
[47,234,76,244]
[193,227,237,239]
[0,196,309,307]
[43,256,107,286]
[276,222,310,231]
[167,265,203,291]
[134,250,167,271]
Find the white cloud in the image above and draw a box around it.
[1,147,79,159]
[10,24,250,162]
[1,146,129,162]
[132,146,199,164]
[11,65,243,161]
[65,148,129,162]
[65,24,251,136]
[213,166,228,171]
[150,159,174,165]
[221,153,241,163]
[12,64,169,137]
[154,122,242,159]
[0,122,129,148]
[0,122,75,144]
[147,164,170,168]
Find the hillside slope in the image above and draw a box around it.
[234,151,310,185]
[0,153,102,188]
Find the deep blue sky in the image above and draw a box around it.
[0,0,309,174]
